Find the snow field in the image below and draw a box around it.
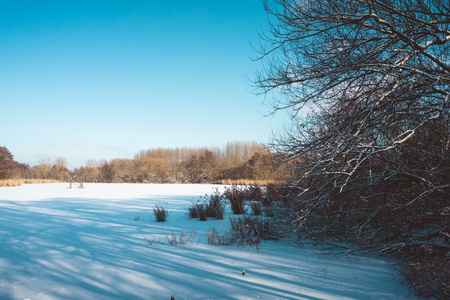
[0,183,415,299]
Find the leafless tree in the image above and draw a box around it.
[256,0,449,256]
[54,157,68,168]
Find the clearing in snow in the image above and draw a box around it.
[0,183,415,299]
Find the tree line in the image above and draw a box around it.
[0,148,73,182]
[76,142,285,183]
[0,142,287,184]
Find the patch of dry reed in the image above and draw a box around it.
[0,179,62,187]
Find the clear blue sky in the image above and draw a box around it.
[1,0,285,169]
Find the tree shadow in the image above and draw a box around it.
[0,192,413,299]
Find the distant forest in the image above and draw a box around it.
[0,142,286,184]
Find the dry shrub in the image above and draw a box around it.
[153,205,169,222]
[206,228,235,246]
[230,215,276,241]
[189,190,225,221]
[164,230,196,246]
[206,226,260,249]
[197,202,209,221]
[188,203,200,219]
[206,190,225,220]
[146,230,197,246]
[206,216,277,249]
[224,185,246,214]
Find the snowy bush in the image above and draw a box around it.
[197,202,208,221]
[188,202,199,219]
[224,185,246,214]
[206,216,277,250]
[230,215,276,241]
[205,226,261,248]
[205,190,225,220]
[188,190,225,221]
[153,205,169,222]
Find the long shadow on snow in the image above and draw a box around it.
[0,196,409,300]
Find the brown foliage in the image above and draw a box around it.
[133,142,285,184]
[0,146,28,180]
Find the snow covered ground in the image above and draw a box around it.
[0,183,415,300]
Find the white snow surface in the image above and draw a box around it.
[0,183,415,300]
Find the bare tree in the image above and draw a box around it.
[255,3,450,295]
[256,0,449,256]
[54,157,68,167]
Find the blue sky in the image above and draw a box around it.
[1,0,285,169]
